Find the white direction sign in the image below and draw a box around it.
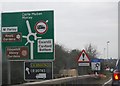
[78,63,90,66]
[91,62,101,71]
[38,39,53,52]
[78,49,90,62]
[2,26,18,32]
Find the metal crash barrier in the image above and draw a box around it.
[12,75,95,86]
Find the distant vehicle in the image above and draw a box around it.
[112,59,120,86]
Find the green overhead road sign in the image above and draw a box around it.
[2,11,54,61]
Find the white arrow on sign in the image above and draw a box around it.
[22,20,42,59]
[25,67,30,74]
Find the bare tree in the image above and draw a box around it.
[85,43,99,59]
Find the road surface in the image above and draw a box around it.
[11,75,113,86]
[102,78,112,86]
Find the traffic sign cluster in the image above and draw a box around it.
[77,49,101,71]
[2,11,54,81]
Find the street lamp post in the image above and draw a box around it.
[104,48,106,58]
[107,41,110,59]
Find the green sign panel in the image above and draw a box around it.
[2,11,54,61]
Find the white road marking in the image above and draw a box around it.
[102,78,112,86]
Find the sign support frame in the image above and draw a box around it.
[8,61,11,85]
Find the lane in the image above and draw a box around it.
[77,74,112,86]
[12,75,93,86]
[102,78,112,86]
[11,74,113,86]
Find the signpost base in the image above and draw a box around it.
[8,61,11,85]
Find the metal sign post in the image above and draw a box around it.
[0,13,2,85]
[8,61,11,85]
[91,59,101,75]
[77,49,90,75]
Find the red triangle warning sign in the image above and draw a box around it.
[78,49,90,62]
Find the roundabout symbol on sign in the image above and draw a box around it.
[35,20,48,34]
[22,20,42,59]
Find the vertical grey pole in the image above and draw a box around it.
[107,43,108,58]
[119,2,120,59]
[0,12,2,85]
[52,62,53,79]
[8,61,11,85]
[107,41,110,59]
[104,48,106,58]
[0,49,1,85]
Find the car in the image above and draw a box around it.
[112,59,120,86]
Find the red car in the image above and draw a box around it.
[112,59,120,86]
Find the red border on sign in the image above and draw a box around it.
[34,20,48,34]
[77,49,90,63]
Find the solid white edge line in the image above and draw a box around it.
[102,78,112,86]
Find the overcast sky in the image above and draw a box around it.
[0,1,118,59]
